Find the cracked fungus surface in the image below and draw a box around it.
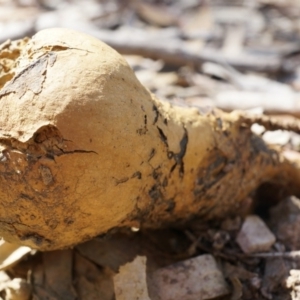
[0,28,266,250]
[0,28,157,250]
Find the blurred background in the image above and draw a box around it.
[1,0,300,116]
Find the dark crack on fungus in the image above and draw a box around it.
[56,149,98,156]
[176,128,188,177]
[0,125,97,164]
[152,105,159,125]
[148,184,161,202]
[157,127,168,148]
[132,171,142,179]
[169,128,188,177]
[148,148,156,162]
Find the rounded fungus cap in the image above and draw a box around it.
[0,28,154,250]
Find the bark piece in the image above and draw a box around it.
[43,250,77,300]
[76,234,140,272]
[236,215,276,254]
[74,253,114,300]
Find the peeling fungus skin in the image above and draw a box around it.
[0,28,295,250]
[0,38,29,89]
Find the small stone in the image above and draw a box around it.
[113,256,151,300]
[150,254,229,300]
[236,215,276,254]
[269,196,300,250]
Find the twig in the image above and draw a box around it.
[185,230,300,261]
[240,114,300,134]
[184,230,241,262]
[249,251,300,259]
[85,27,282,73]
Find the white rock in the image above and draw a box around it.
[151,254,229,300]
[236,215,276,254]
[113,256,151,300]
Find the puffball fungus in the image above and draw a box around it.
[0,28,299,250]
